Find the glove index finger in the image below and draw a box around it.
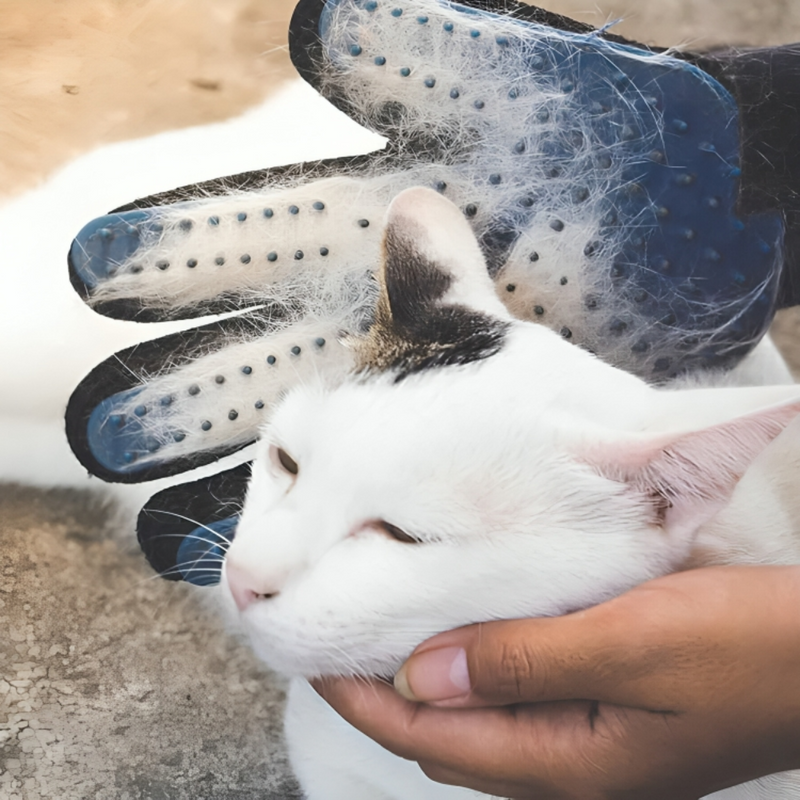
[68,153,389,323]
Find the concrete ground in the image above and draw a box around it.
[0,487,301,800]
[3,1,800,798]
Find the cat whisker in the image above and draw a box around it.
[144,531,232,549]
[156,565,224,580]
[168,553,226,570]
[129,567,222,591]
[145,552,226,572]
[134,563,225,588]
[144,508,237,545]
[327,640,370,678]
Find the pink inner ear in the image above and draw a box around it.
[587,401,800,536]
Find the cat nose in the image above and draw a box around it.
[225,562,279,611]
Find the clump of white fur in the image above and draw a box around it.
[79,0,789,476]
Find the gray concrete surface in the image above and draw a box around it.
[0,486,302,800]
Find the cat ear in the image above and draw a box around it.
[585,399,800,541]
[381,187,512,323]
[359,188,512,375]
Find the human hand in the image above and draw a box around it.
[315,565,800,800]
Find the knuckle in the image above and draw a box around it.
[485,639,547,700]
[390,702,433,762]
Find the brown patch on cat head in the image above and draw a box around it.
[356,215,509,380]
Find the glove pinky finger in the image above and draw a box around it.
[137,463,251,586]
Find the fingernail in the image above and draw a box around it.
[394,646,471,702]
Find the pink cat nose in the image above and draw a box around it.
[225,562,279,611]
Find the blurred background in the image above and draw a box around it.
[1,0,291,197]
[4,0,800,197]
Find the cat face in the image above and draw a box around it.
[223,188,800,679]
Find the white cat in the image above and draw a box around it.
[222,187,800,800]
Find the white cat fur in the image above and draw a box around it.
[223,188,800,800]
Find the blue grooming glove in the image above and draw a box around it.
[65,0,800,584]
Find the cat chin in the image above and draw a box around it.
[248,639,405,681]
[234,607,413,679]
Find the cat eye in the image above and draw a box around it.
[274,446,299,476]
[379,521,420,544]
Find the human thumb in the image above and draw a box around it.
[392,574,718,709]
[393,612,623,708]
[394,566,800,710]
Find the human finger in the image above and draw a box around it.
[394,566,800,712]
[312,677,579,785]
[314,676,705,799]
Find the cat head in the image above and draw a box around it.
[222,187,800,679]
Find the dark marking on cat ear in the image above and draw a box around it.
[359,225,509,379]
[383,224,452,326]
